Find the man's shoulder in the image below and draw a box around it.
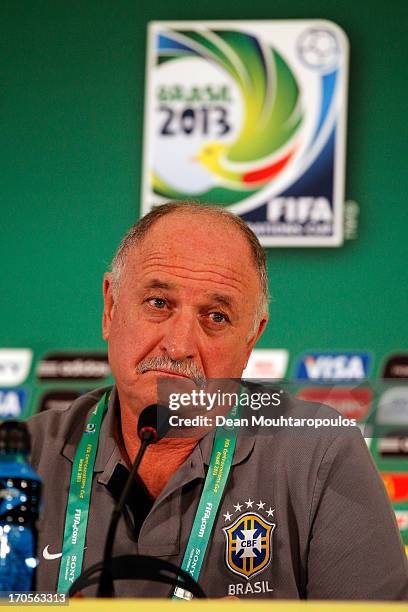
[245,385,365,464]
[245,382,361,428]
[27,386,111,432]
[281,390,339,417]
[26,386,112,464]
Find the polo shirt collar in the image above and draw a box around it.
[62,385,255,477]
[61,386,118,472]
[198,428,255,467]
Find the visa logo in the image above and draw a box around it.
[0,389,26,418]
[296,353,371,381]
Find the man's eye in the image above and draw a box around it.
[209,312,229,324]
[147,298,167,309]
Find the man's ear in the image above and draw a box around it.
[243,315,268,369]
[102,273,115,340]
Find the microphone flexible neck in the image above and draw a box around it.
[97,436,151,597]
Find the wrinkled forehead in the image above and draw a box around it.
[122,212,261,296]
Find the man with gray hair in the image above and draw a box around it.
[28,202,408,599]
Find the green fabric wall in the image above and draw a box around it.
[1,0,406,369]
[1,0,407,552]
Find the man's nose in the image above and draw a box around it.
[160,311,198,361]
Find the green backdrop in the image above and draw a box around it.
[2,0,406,362]
[1,0,407,544]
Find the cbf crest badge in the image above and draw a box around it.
[223,511,275,580]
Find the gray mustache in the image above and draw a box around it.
[135,355,206,386]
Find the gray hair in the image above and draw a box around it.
[110,202,269,335]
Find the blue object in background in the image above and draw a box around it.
[0,421,42,591]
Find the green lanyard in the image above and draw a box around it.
[172,404,238,600]
[57,391,238,596]
[57,392,109,593]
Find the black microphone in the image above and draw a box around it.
[97,404,171,598]
[137,403,172,443]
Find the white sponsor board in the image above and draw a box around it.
[0,349,32,386]
[243,349,288,380]
[377,387,408,425]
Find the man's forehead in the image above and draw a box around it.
[120,213,259,300]
[135,265,249,302]
[137,212,254,264]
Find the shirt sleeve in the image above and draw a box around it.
[306,428,408,600]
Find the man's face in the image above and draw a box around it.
[102,212,268,414]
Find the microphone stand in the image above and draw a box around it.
[71,403,205,600]
[97,430,154,598]
[70,555,205,598]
